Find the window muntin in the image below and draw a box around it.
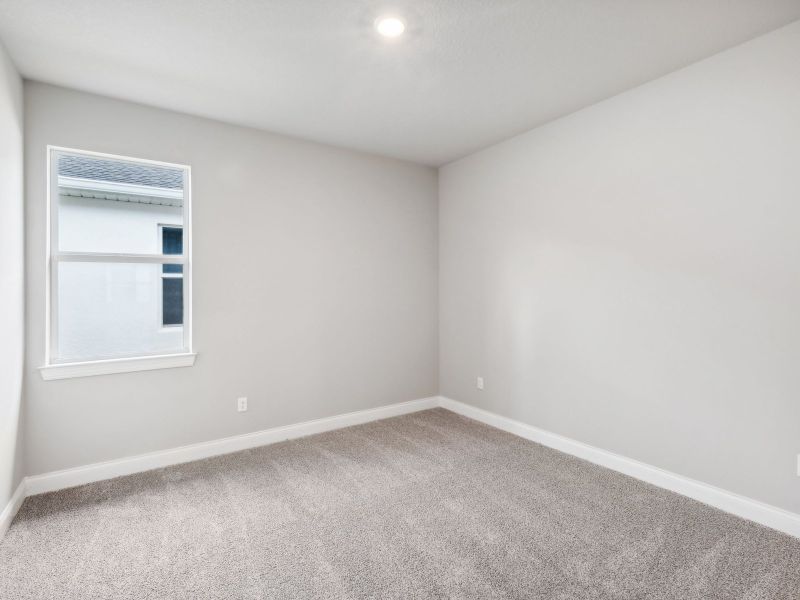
[47,148,191,365]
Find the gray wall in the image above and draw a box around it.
[439,22,800,513]
[24,82,438,476]
[0,41,24,509]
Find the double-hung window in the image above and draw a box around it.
[41,147,194,379]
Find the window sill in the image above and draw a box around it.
[39,352,196,380]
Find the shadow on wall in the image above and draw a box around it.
[0,39,25,509]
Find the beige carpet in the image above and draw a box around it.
[1,408,799,599]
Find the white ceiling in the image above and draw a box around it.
[1,1,799,166]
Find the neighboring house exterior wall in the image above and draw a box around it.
[56,195,183,361]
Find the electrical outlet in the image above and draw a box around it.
[477,377,484,391]
[797,454,800,477]
[237,397,248,412]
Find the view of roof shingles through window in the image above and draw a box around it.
[59,154,183,189]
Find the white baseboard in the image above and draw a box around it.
[25,396,439,497]
[13,394,800,542]
[0,480,26,541]
[438,396,800,539]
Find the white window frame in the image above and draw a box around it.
[40,146,195,380]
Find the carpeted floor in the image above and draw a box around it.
[1,408,799,599]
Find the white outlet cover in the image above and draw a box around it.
[237,397,248,412]
[477,377,484,390]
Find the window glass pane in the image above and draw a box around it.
[56,262,185,361]
[162,277,184,326]
[162,227,183,274]
[57,153,184,253]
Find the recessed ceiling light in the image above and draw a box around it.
[375,16,405,38]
